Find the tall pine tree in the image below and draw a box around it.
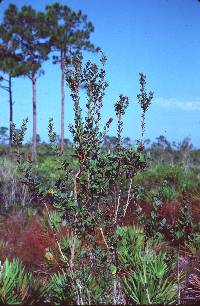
[45,2,98,154]
[1,4,50,161]
[0,19,25,146]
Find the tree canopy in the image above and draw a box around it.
[46,2,98,60]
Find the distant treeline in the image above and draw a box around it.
[0,127,199,169]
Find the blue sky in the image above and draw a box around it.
[1,0,200,146]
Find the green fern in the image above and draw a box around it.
[47,269,75,305]
[0,258,49,305]
[117,226,178,304]
[0,258,28,304]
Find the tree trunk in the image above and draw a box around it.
[60,50,66,155]
[8,75,13,147]
[32,74,37,162]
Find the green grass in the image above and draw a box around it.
[133,163,200,195]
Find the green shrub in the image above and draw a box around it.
[134,163,200,194]
[34,157,62,187]
[185,233,200,255]
[150,182,177,203]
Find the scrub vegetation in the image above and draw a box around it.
[0,1,200,305]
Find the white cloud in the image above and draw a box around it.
[155,97,200,111]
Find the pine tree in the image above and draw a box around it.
[0,19,25,147]
[1,4,51,161]
[45,2,98,154]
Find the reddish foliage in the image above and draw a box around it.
[122,195,200,228]
[122,200,152,226]
[0,195,199,273]
[159,200,182,225]
[16,218,55,270]
[0,211,62,273]
[191,200,200,223]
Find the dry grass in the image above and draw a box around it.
[0,158,32,210]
